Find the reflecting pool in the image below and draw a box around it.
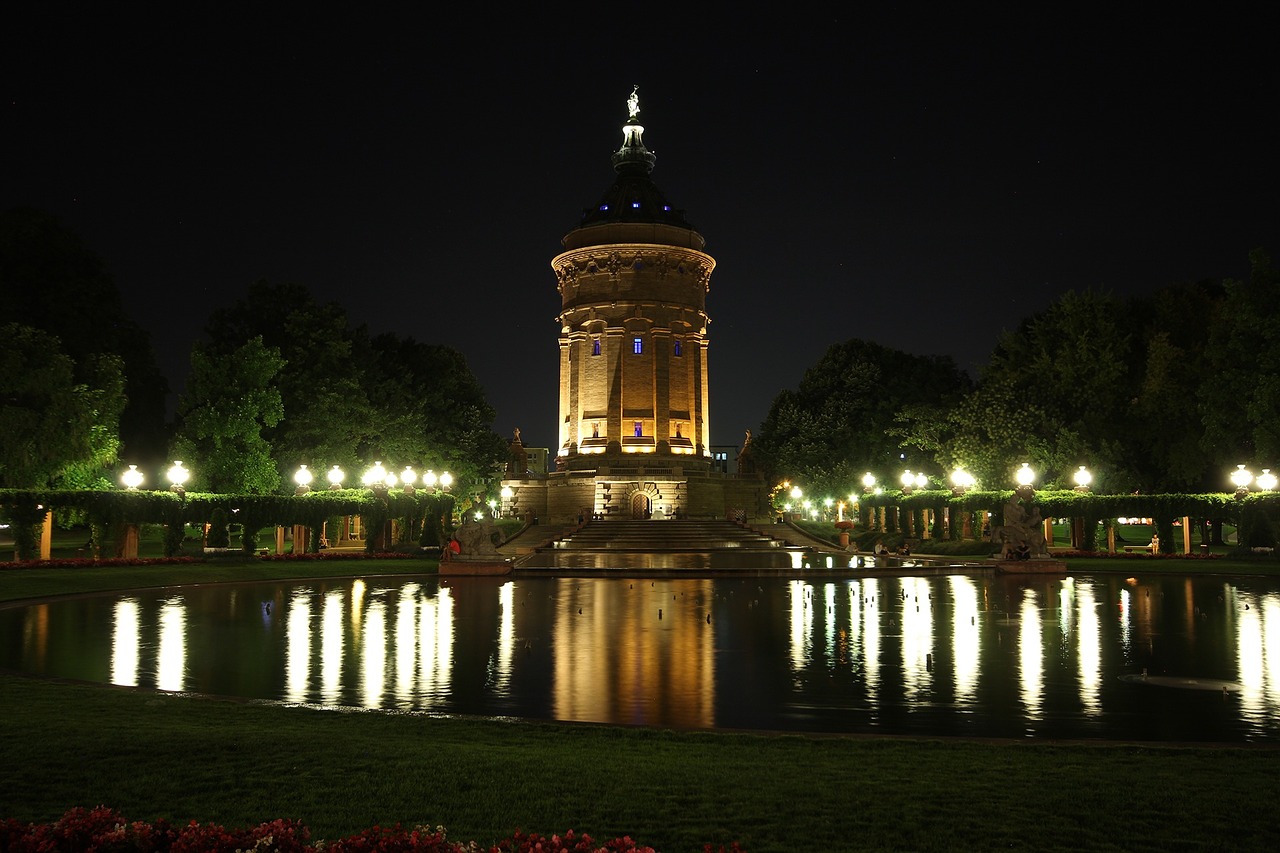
[3,572,1279,742]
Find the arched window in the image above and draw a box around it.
[673,339,683,357]
[633,337,643,355]
[592,338,601,356]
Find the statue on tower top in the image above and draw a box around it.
[627,85,640,120]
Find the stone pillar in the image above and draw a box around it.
[39,511,52,560]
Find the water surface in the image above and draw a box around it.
[3,572,1278,742]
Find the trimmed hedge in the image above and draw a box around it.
[0,488,456,561]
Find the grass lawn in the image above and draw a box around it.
[3,557,1280,851]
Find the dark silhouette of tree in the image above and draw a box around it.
[0,208,168,465]
[753,339,971,496]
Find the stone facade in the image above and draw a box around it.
[501,90,767,524]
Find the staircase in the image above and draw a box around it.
[514,519,810,570]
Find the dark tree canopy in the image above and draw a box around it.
[197,281,505,493]
[753,339,972,496]
[0,208,168,464]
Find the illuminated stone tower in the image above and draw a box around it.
[552,88,716,474]
[506,89,765,524]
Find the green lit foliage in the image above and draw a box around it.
[0,324,125,490]
[171,336,285,495]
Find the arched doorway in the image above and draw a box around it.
[630,492,651,519]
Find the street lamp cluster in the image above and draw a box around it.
[118,461,454,495]
[1231,464,1278,499]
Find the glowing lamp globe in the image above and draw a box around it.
[862,472,876,491]
[1231,464,1254,491]
[914,472,928,490]
[120,464,144,490]
[384,472,398,489]
[400,467,417,487]
[362,461,387,487]
[422,469,438,489]
[500,485,514,500]
[439,471,453,490]
[1015,463,1036,488]
[294,465,313,487]
[950,469,974,491]
[1258,469,1278,491]
[790,485,802,501]
[900,470,915,488]
[166,461,189,489]
[1073,465,1093,490]
[326,465,345,489]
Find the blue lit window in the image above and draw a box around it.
[633,337,643,354]
[673,340,683,357]
[662,205,671,211]
[634,421,643,437]
[631,201,641,209]
[592,338,601,356]
[599,204,609,211]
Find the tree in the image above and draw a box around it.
[974,289,1135,489]
[1199,250,1280,481]
[362,333,507,491]
[1,208,169,464]
[199,281,506,494]
[752,339,971,496]
[170,336,285,494]
[0,324,125,488]
[203,280,372,476]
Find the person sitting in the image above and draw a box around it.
[897,543,912,556]
[873,541,890,556]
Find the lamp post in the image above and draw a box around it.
[1231,464,1253,499]
[439,471,453,491]
[1258,469,1278,492]
[900,470,915,495]
[120,464,144,490]
[862,472,876,493]
[1014,462,1036,500]
[362,461,388,491]
[166,461,189,493]
[326,465,345,490]
[400,466,417,495]
[950,468,974,496]
[293,464,313,495]
[1073,465,1093,493]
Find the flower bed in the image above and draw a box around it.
[0,807,747,852]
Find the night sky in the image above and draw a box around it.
[5,11,1276,455]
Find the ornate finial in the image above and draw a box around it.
[627,85,640,121]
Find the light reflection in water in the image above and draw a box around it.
[156,597,186,692]
[1018,587,1043,722]
[13,573,1280,741]
[321,589,344,703]
[285,591,310,703]
[111,598,140,687]
[861,578,881,698]
[496,581,514,691]
[789,580,808,680]
[1077,581,1102,716]
[395,584,419,704]
[949,576,979,704]
[900,577,933,700]
[361,599,386,708]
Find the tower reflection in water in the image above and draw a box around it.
[9,573,1269,739]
